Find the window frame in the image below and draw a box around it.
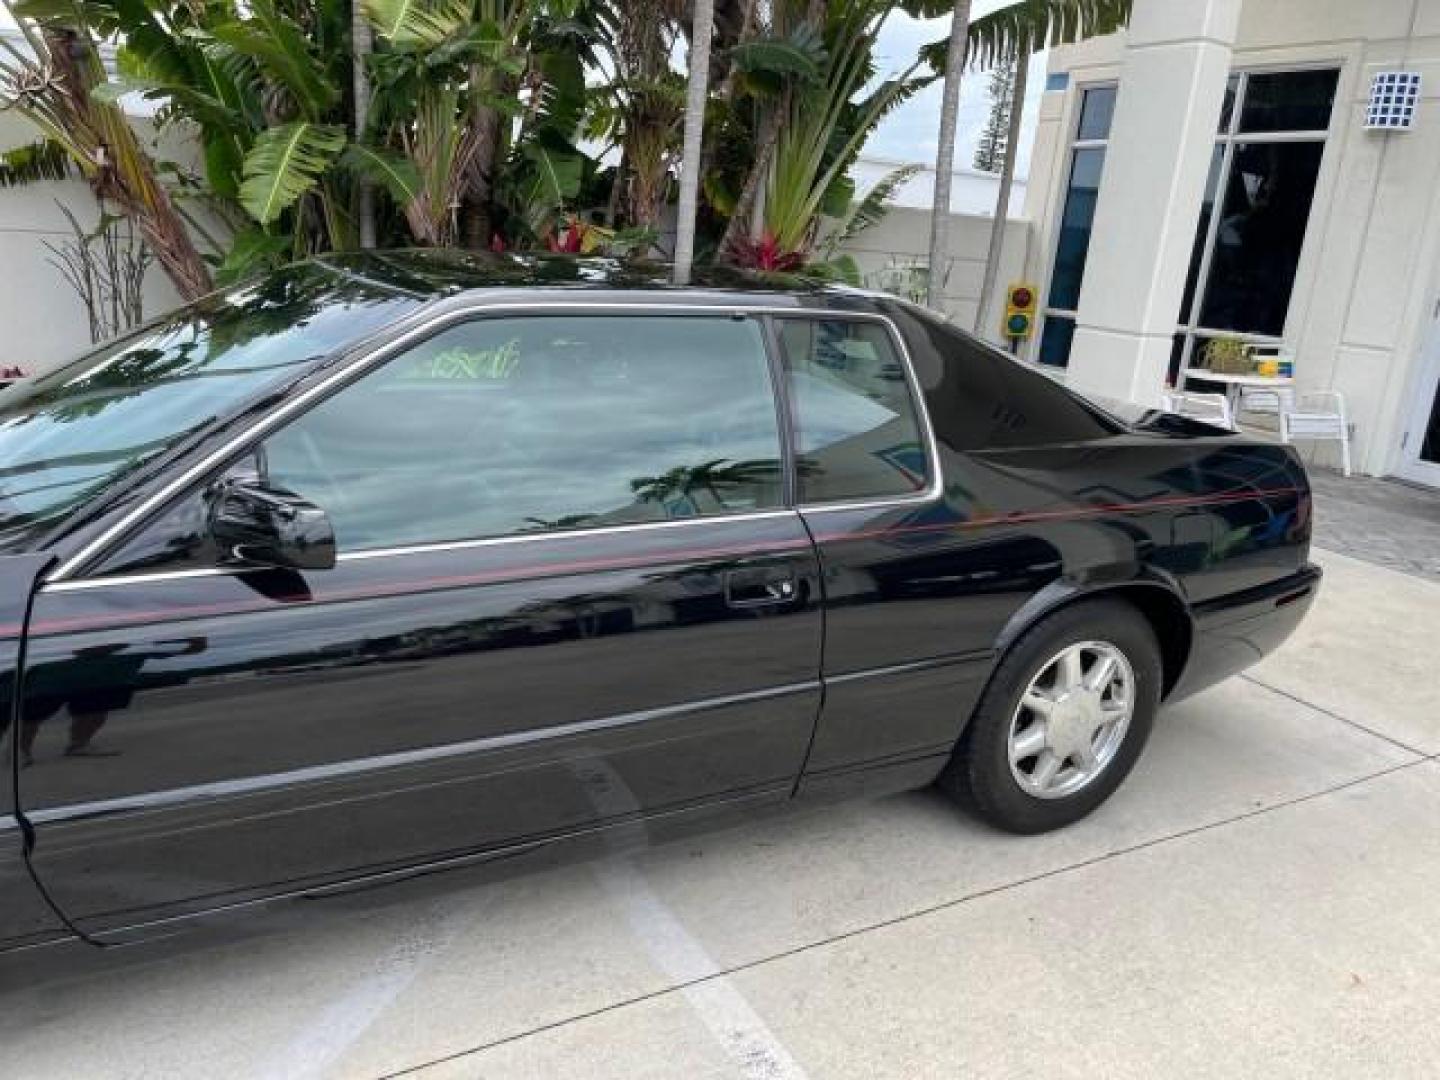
[766,312,942,514]
[1172,63,1340,376]
[1033,80,1119,369]
[49,302,941,587]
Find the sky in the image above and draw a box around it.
[868,5,1047,179]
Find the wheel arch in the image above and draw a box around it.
[992,574,1194,701]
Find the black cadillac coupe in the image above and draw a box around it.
[0,252,1318,958]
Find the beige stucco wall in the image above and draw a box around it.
[0,112,186,376]
[1024,0,1440,479]
[839,206,1031,341]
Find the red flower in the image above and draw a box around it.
[544,219,584,254]
[727,231,804,272]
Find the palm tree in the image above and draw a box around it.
[926,0,972,310]
[0,4,214,299]
[714,0,827,258]
[352,3,375,248]
[974,51,1026,333]
[674,0,716,284]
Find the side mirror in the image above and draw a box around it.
[207,479,336,571]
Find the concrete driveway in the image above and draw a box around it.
[5,546,1440,1079]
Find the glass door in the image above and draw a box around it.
[1397,308,1440,488]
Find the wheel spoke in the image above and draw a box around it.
[1031,750,1062,789]
[1022,689,1056,718]
[1010,723,1048,761]
[1085,654,1119,693]
[1056,648,1085,692]
[1073,739,1100,772]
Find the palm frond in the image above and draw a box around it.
[729,26,826,87]
[0,138,73,186]
[922,0,1133,71]
[825,164,920,255]
[238,122,347,225]
[340,143,421,208]
[209,1,339,119]
[364,0,472,48]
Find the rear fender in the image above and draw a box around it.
[991,567,1194,696]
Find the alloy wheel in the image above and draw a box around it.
[1006,640,1135,800]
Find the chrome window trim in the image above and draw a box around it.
[337,508,799,563]
[769,312,943,514]
[42,509,806,593]
[47,301,939,585]
[44,515,815,591]
[45,566,233,592]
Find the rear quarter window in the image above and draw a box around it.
[776,317,932,503]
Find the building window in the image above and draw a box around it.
[1037,84,1116,368]
[1172,68,1338,381]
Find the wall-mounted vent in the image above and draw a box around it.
[1365,71,1421,130]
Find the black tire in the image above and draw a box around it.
[939,598,1163,834]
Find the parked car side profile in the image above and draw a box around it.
[0,252,1318,960]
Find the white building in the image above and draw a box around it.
[851,155,1028,216]
[1017,0,1440,487]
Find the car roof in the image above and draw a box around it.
[311,249,886,310]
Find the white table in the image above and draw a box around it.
[1181,370,1294,415]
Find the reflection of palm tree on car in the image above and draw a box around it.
[522,512,601,532]
[629,458,783,511]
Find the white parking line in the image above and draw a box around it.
[255,754,807,1080]
[570,755,809,1080]
[591,858,808,1080]
[254,902,468,1080]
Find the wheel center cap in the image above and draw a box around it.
[1047,690,1104,758]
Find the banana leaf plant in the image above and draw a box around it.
[728,0,931,272]
[348,0,517,246]
[22,0,359,281]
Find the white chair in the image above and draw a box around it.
[1234,345,1296,421]
[1160,390,1236,430]
[1280,390,1352,476]
[1236,384,1296,420]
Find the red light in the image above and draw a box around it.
[1011,287,1034,309]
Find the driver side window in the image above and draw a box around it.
[96,313,784,575]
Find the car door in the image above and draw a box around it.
[19,309,822,939]
[773,313,996,780]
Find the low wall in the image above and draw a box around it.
[0,113,183,377]
[837,205,1032,344]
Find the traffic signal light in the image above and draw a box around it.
[1003,283,1037,340]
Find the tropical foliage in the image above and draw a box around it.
[0,6,213,296]
[0,0,1132,301]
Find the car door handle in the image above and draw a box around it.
[724,566,799,609]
